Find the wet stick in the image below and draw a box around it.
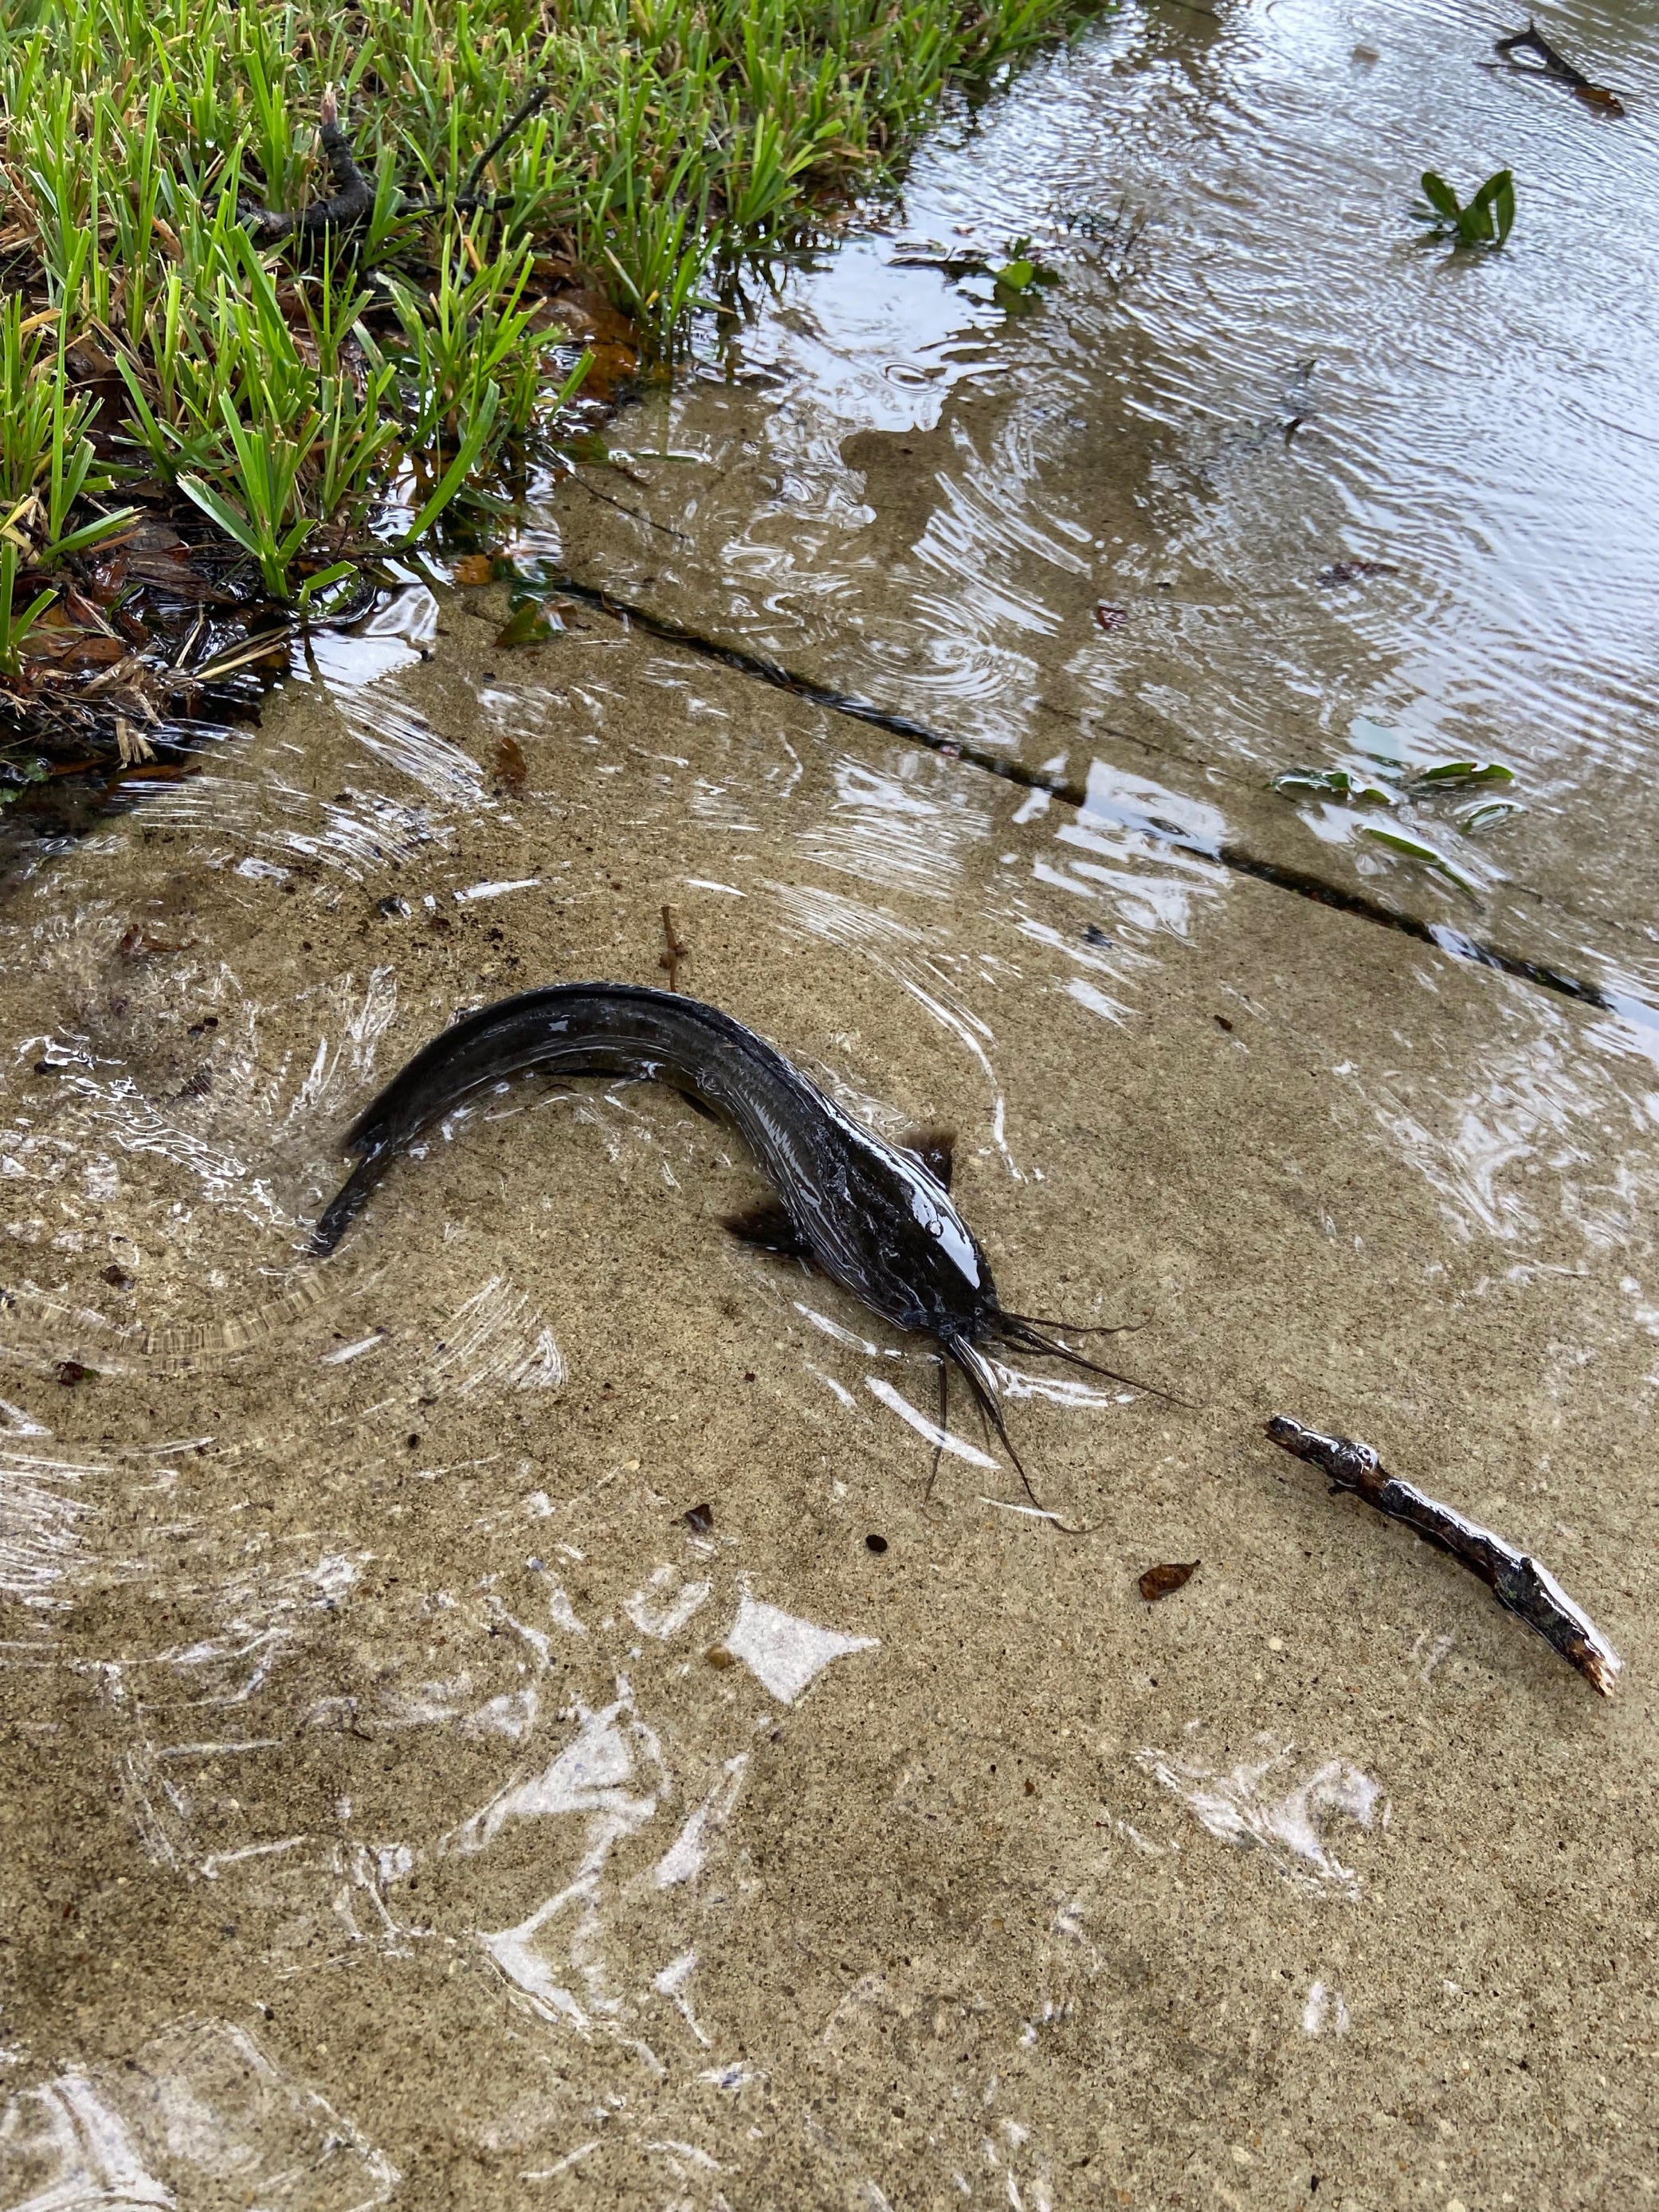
[1492,21,1625,115]
[238,83,554,240]
[1265,1416,1622,1696]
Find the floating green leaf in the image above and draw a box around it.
[1273,767,1396,806]
[1413,168,1516,250]
[495,601,563,649]
[1413,759,1515,787]
[1360,822,1479,893]
[994,258,1038,292]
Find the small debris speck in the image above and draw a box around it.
[865,1533,888,1555]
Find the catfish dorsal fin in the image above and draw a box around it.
[722,1200,807,1257]
[898,1127,955,1193]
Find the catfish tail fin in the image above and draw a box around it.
[310,1150,389,1257]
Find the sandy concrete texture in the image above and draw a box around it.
[0,590,1653,2210]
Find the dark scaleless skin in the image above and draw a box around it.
[313,985,1156,1520]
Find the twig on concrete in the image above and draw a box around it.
[1265,1414,1622,1696]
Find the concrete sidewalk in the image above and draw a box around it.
[0,588,1652,2208]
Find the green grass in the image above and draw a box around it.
[0,0,1089,629]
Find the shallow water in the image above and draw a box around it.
[2,3,1657,2206]
[545,0,1659,990]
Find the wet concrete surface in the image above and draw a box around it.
[0,588,1655,2209]
[6,0,1659,2200]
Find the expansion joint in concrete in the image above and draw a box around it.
[551,571,1625,1022]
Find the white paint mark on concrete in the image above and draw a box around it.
[320,1332,385,1365]
[1135,1736,1386,1896]
[454,877,541,901]
[723,1590,877,1704]
[547,1585,586,1636]
[1303,1979,1351,2036]
[521,2140,601,2182]
[623,1564,712,1641]
[652,1756,747,1888]
[866,1376,998,1467]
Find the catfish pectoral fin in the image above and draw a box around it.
[722,1200,808,1256]
[898,1127,955,1192]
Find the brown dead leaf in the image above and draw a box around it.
[494,733,528,792]
[25,629,126,669]
[62,585,112,631]
[539,283,639,402]
[454,553,495,586]
[1139,1559,1199,1602]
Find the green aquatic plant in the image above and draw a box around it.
[1272,767,1396,806]
[0,754,50,806]
[991,237,1059,293]
[0,543,54,677]
[1413,168,1516,250]
[1359,822,1480,894]
[1276,750,1523,867]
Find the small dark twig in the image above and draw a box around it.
[1493,20,1625,113]
[1495,18,1590,84]
[1265,1415,1622,1696]
[462,84,552,199]
[238,82,552,242]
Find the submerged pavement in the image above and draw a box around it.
[0,582,1653,2209]
[6,0,1659,2198]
